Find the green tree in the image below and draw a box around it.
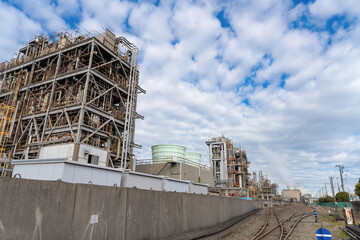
[336,192,350,202]
[317,196,335,203]
[355,178,360,197]
[324,196,335,202]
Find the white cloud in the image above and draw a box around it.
[9,0,67,31]
[78,0,133,33]
[0,1,42,61]
[309,0,360,20]
[55,0,80,16]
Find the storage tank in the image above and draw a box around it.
[184,152,202,166]
[151,144,186,163]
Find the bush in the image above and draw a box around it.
[324,196,335,202]
[318,196,334,203]
[335,192,350,202]
[355,178,360,197]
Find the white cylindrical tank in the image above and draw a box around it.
[184,152,202,166]
[151,144,186,163]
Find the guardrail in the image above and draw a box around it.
[136,157,212,171]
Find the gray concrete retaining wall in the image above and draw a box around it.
[0,177,260,240]
[136,162,214,186]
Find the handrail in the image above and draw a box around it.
[136,157,212,171]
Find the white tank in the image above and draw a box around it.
[151,144,186,163]
[184,152,201,166]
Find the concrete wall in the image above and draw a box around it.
[39,143,75,159]
[200,168,213,186]
[39,143,108,166]
[78,144,108,166]
[0,177,260,240]
[136,162,214,186]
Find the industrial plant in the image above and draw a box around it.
[0,28,284,202]
[0,28,343,240]
[0,29,144,176]
[252,170,279,200]
[206,136,251,197]
[0,29,209,197]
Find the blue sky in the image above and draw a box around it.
[1,0,360,196]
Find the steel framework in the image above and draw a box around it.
[206,136,250,197]
[0,29,145,169]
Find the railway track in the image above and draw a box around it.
[340,225,360,240]
[195,205,313,240]
[252,206,310,240]
[252,208,271,240]
[283,212,313,240]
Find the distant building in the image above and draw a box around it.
[302,193,312,203]
[282,186,301,202]
[255,171,279,200]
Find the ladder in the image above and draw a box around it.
[118,37,139,169]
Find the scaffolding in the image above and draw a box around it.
[0,29,145,170]
[0,103,15,176]
[206,136,251,197]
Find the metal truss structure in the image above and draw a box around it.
[0,29,145,169]
[206,136,251,197]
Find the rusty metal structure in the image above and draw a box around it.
[0,103,15,176]
[0,29,144,170]
[206,136,251,197]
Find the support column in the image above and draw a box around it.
[40,52,62,142]
[76,40,95,144]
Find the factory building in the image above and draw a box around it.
[0,29,144,175]
[135,144,213,185]
[282,186,301,202]
[206,136,250,197]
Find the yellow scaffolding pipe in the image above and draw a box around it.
[0,103,15,156]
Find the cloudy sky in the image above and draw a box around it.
[1,0,360,196]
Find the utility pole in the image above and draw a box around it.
[345,173,350,194]
[336,165,345,192]
[329,176,336,198]
[321,187,324,197]
[337,178,341,192]
[324,183,328,196]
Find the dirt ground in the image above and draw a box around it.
[221,204,359,240]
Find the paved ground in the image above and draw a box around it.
[221,204,359,240]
